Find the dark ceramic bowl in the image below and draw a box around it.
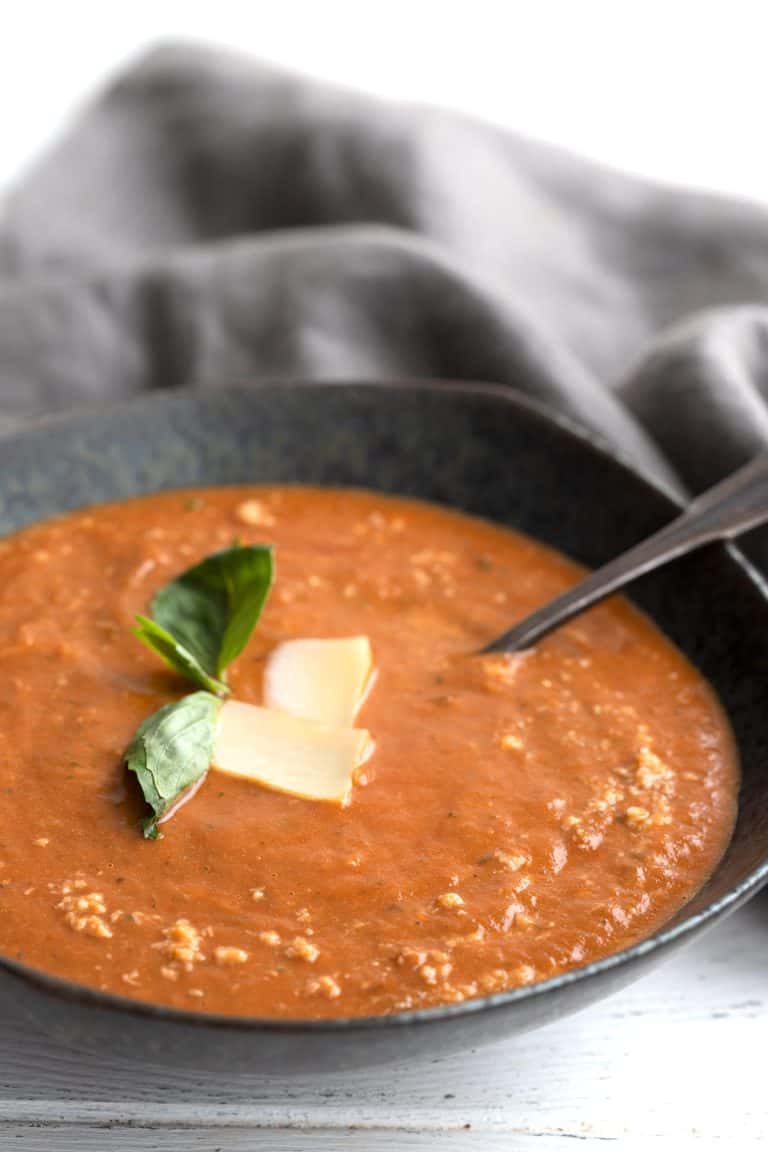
[1,381,766,1073]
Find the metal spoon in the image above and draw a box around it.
[483,454,768,654]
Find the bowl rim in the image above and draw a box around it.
[2,377,767,1034]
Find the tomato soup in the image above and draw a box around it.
[0,487,737,1017]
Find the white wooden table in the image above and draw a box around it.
[0,888,761,1149]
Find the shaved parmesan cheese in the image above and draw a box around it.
[263,636,374,727]
[212,700,372,805]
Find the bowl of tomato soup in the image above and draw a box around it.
[0,382,764,1073]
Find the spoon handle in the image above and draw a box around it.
[483,454,768,654]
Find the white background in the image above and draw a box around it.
[1,0,768,203]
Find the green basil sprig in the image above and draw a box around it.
[135,544,274,697]
[126,543,274,837]
[125,692,221,839]
[133,616,226,696]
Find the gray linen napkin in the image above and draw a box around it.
[1,42,768,514]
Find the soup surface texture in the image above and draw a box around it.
[0,487,737,1017]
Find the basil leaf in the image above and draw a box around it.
[147,544,274,682]
[125,691,221,839]
[134,615,228,696]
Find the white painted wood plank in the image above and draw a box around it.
[0,889,763,1147]
[0,1128,752,1152]
[0,1133,551,1152]
[10,1135,752,1152]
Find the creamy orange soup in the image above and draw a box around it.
[0,487,737,1016]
